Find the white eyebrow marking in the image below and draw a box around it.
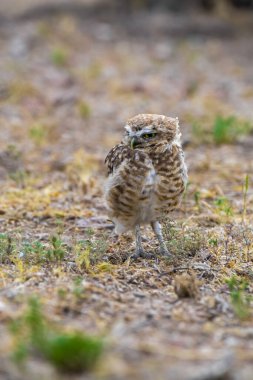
[140,126,154,133]
[124,125,131,133]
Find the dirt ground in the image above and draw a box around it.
[1,2,253,379]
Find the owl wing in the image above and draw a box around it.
[105,144,156,232]
[105,144,135,175]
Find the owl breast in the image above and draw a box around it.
[105,143,187,234]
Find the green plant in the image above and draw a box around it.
[163,221,205,257]
[29,124,47,145]
[11,297,103,373]
[96,262,114,273]
[213,115,251,144]
[74,234,108,270]
[191,115,252,145]
[22,240,47,263]
[45,333,103,373]
[47,235,65,261]
[25,297,46,348]
[226,276,251,320]
[207,234,221,258]
[78,101,91,119]
[21,236,66,264]
[214,196,233,217]
[194,190,201,211]
[75,242,91,270]
[51,47,68,66]
[208,237,218,247]
[10,297,46,363]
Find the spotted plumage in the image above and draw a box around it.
[104,114,188,258]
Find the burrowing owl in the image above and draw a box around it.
[105,114,188,258]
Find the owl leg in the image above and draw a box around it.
[131,225,151,259]
[151,221,172,258]
[110,230,119,243]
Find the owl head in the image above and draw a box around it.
[123,114,181,150]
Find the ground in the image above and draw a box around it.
[0,2,253,379]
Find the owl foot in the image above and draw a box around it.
[131,249,153,260]
[159,247,173,258]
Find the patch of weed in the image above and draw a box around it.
[11,297,103,373]
[192,115,252,145]
[96,262,114,273]
[10,297,46,363]
[163,221,205,257]
[214,196,233,217]
[51,47,68,66]
[20,235,66,264]
[74,233,108,270]
[22,240,47,263]
[75,241,91,271]
[45,332,103,373]
[78,101,91,119]
[194,190,201,212]
[47,235,66,261]
[29,124,47,146]
[213,115,251,145]
[226,276,252,320]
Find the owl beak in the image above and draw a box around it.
[130,137,138,149]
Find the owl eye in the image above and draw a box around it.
[142,133,156,139]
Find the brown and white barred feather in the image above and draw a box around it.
[104,114,188,235]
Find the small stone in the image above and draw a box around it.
[174,272,200,299]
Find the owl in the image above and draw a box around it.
[105,114,188,259]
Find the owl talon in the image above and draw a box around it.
[159,248,173,258]
[131,250,153,260]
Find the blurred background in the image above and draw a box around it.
[0,0,253,170]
